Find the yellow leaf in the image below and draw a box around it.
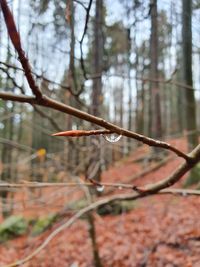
[37,148,46,159]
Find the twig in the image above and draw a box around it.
[79,0,93,80]
[103,155,173,196]
[139,144,200,194]
[0,61,84,101]
[0,67,25,94]
[0,91,193,162]
[1,0,42,99]
[1,62,199,92]
[0,181,133,189]
[74,0,87,10]
[79,0,93,45]
[33,106,62,132]
[0,136,34,152]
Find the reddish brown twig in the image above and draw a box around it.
[0,91,193,162]
[0,0,42,99]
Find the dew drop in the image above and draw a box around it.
[103,133,122,143]
[96,185,104,192]
[182,192,187,197]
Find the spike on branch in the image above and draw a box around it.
[52,129,113,137]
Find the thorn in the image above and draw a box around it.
[52,130,85,137]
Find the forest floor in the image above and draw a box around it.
[0,138,200,267]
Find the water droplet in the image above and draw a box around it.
[118,186,122,190]
[103,133,122,143]
[96,185,104,192]
[182,192,187,197]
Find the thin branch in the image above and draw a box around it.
[138,144,200,194]
[0,62,85,107]
[0,181,133,189]
[0,136,34,151]
[0,61,84,102]
[0,91,35,104]
[0,90,193,162]
[0,0,42,99]
[74,0,87,10]
[0,180,200,197]
[0,67,25,94]
[3,187,200,267]
[87,71,200,92]
[33,106,62,132]
[80,0,93,44]
[0,61,71,90]
[32,105,78,147]
[1,62,199,92]
[79,0,93,80]
[139,76,199,91]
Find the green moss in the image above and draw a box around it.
[0,215,28,242]
[97,200,137,216]
[66,199,88,210]
[31,214,57,236]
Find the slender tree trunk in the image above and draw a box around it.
[149,0,162,140]
[1,103,11,217]
[66,0,76,172]
[127,28,133,153]
[91,0,104,117]
[1,47,13,217]
[90,0,104,183]
[87,3,104,266]
[68,0,77,93]
[182,0,198,151]
[182,0,199,186]
[88,213,103,267]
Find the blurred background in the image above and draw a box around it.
[0,0,200,266]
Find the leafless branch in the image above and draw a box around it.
[138,144,200,194]
[0,61,85,103]
[74,0,87,10]
[1,0,42,99]
[0,0,199,196]
[0,91,193,162]
[0,66,25,94]
[79,0,93,80]
[0,181,133,189]
[33,106,62,132]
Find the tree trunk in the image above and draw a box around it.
[182,0,199,186]
[91,0,104,117]
[182,0,198,151]
[90,0,104,183]
[149,0,162,140]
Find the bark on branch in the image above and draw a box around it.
[1,0,42,99]
[0,91,194,162]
